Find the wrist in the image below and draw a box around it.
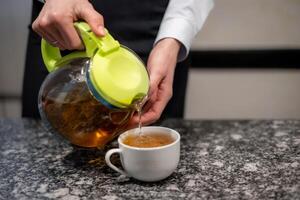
[155,38,180,60]
[157,38,180,52]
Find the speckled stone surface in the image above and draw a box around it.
[0,119,299,200]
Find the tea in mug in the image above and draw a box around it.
[123,132,174,148]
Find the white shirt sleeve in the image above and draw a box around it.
[154,0,214,62]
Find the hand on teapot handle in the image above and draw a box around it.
[32,0,105,50]
[129,38,181,127]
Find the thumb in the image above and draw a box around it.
[78,5,105,36]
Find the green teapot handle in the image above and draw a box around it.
[41,22,120,72]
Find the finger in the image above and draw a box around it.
[127,92,157,127]
[141,85,172,125]
[55,18,83,50]
[129,99,159,126]
[44,24,67,50]
[39,28,66,50]
[32,19,53,42]
[127,117,139,130]
[139,108,160,126]
[50,28,67,50]
[77,4,105,36]
[39,11,76,49]
[35,27,64,50]
[33,17,66,50]
[128,85,171,127]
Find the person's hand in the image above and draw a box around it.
[128,38,181,128]
[32,0,105,50]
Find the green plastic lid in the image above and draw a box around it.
[89,45,149,108]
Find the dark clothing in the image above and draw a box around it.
[22,1,47,118]
[22,0,189,119]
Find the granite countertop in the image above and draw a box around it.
[0,119,299,199]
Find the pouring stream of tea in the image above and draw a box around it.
[135,95,148,135]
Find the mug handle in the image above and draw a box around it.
[105,148,128,176]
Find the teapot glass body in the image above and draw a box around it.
[38,22,149,148]
[38,58,135,148]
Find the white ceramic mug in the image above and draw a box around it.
[105,126,180,182]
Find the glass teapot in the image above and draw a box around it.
[38,22,149,148]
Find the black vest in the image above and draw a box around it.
[90,0,169,61]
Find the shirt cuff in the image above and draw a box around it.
[154,17,196,62]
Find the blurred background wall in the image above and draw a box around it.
[185,0,300,119]
[0,0,31,117]
[0,0,300,119]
